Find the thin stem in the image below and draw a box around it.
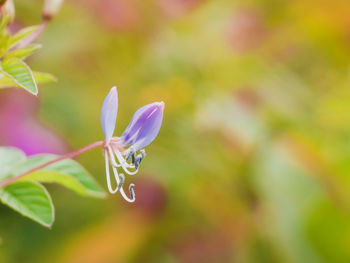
[16,20,48,49]
[0,140,104,188]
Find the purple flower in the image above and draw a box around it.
[101,86,118,144]
[101,86,164,202]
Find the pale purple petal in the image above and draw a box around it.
[101,86,118,143]
[120,101,164,151]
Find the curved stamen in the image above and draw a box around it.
[117,172,124,191]
[107,146,136,202]
[108,145,137,174]
[128,183,136,202]
[134,150,146,169]
[119,148,146,170]
[117,148,136,168]
[126,149,146,166]
[107,146,122,167]
[110,144,135,169]
[104,149,119,194]
[114,149,139,175]
[118,174,136,203]
[107,146,123,186]
[110,138,134,168]
[111,166,135,202]
[126,150,135,163]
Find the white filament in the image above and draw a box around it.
[104,149,119,194]
[107,146,135,202]
[114,149,139,175]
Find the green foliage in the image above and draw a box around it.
[0,57,38,94]
[6,44,42,60]
[3,0,350,262]
[16,155,106,198]
[33,71,57,83]
[0,147,26,180]
[0,21,54,95]
[8,25,40,49]
[0,182,54,228]
[0,147,105,227]
[0,71,56,88]
[0,13,10,32]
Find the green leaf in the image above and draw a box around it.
[0,147,26,180]
[33,71,57,83]
[0,33,10,57]
[0,57,37,95]
[0,181,54,227]
[14,154,106,198]
[0,147,105,227]
[0,71,56,88]
[0,15,10,32]
[9,25,40,49]
[6,44,42,60]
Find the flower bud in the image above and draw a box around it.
[0,0,15,24]
[120,102,164,151]
[42,0,63,21]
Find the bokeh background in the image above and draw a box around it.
[1,0,350,262]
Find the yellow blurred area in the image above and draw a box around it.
[140,77,194,112]
[1,0,350,262]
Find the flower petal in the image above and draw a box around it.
[120,101,164,151]
[101,86,118,143]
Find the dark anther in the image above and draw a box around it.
[126,149,146,169]
[126,150,134,161]
[134,150,146,169]
[118,173,125,191]
[129,184,135,201]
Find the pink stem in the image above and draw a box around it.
[0,140,104,188]
[16,20,48,49]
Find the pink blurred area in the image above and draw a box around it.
[72,0,206,33]
[73,0,141,32]
[0,89,69,155]
[226,9,267,52]
[158,0,205,18]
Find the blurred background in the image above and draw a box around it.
[1,0,350,262]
